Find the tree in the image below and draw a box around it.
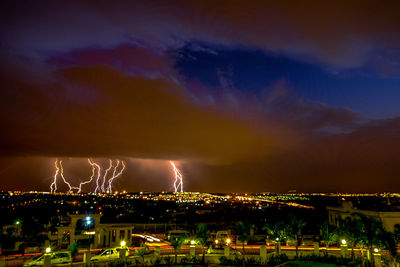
[350,213,385,267]
[319,221,338,256]
[263,220,286,243]
[263,220,286,255]
[67,242,80,258]
[378,230,398,267]
[135,243,149,266]
[394,224,400,244]
[285,215,306,258]
[336,217,365,260]
[235,221,254,266]
[170,235,184,265]
[196,223,210,264]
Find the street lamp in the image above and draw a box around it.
[341,239,347,245]
[226,238,231,245]
[45,247,51,253]
[85,217,92,251]
[374,248,379,253]
[120,240,126,247]
[190,240,196,245]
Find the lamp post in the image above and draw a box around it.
[373,248,382,267]
[120,240,128,266]
[85,217,92,251]
[275,238,281,255]
[190,240,196,256]
[340,239,348,258]
[44,247,51,267]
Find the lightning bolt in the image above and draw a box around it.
[91,159,105,194]
[78,158,100,193]
[50,159,60,193]
[107,160,126,193]
[59,160,79,193]
[170,161,183,193]
[100,159,113,193]
[50,158,126,193]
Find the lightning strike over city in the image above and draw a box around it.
[100,159,113,193]
[106,160,126,193]
[170,161,184,193]
[49,159,126,194]
[49,159,59,193]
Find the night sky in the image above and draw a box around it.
[1,1,400,193]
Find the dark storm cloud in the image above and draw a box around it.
[2,0,400,69]
[0,66,279,162]
[1,0,399,192]
[262,80,360,133]
[190,117,400,193]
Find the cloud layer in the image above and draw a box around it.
[1,1,400,192]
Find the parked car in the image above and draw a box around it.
[23,251,72,266]
[90,247,129,262]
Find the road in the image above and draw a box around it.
[2,244,396,266]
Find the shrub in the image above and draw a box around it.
[163,255,173,265]
[246,257,261,266]
[219,256,234,266]
[151,257,162,266]
[267,253,289,266]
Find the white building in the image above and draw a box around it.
[49,214,134,249]
[327,201,400,232]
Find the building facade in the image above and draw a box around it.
[327,201,400,232]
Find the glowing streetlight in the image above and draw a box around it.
[86,216,92,226]
[120,240,126,247]
[190,240,196,245]
[226,238,231,245]
[374,248,379,253]
[341,239,347,245]
[45,247,51,253]
[215,240,219,244]
[276,237,279,241]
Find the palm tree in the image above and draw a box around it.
[319,221,338,256]
[336,217,365,259]
[235,221,254,266]
[394,224,400,244]
[378,230,398,267]
[350,212,385,267]
[285,215,306,258]
[263,220,286,255]
[196,223,210,264]
[170,235,184,265]
[135,243,149,266]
